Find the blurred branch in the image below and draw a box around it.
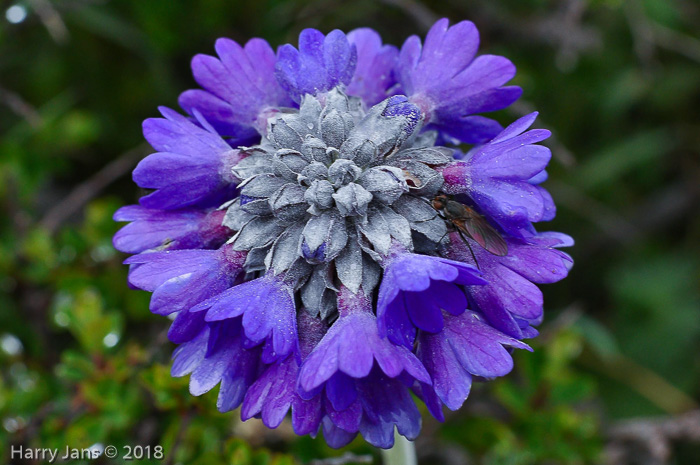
[309,453,373,465]
[548,180,639,244]
[377,0,438,31]
[606,410,700,465]
[624,0,657,69]
[547,306,698,415]
[652,23,700,64]
[584,182,699,252]
[624,0,700,65]
[39,143,148,234]
[27,0,70,44]
[0,85,42,128]
[580,350,698,415]
[163,408,193,465]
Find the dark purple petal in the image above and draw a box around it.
[217,344,262,411]
[326,372,358,411]
[171,318,261,412]
[500,240,573,284]
[325,396,362,433]
[178,89,261,143]
[445,233,569,337]
[189,336,237,396]
[171,328,209,377]
[470,264,544,321]
[356,367,422,448]
[418,310,530,410]
[168,309,207,344]
[411,381,445,422]
[137,107,243,210]
[321,417,358,449]
[143,106,232,155]
[291,394,324,436]
[241,355,296,427]
[299,289,430,394]
[440,113,554,237]
[420,325,473,411]
[431,115,505,145]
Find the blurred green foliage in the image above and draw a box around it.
[1,0,698,464]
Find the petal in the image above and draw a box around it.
[346,28,398,106]
[418,331,473,410]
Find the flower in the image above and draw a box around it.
[397,18,522,144]
[377,253,486,348]
[116,18,572,448]
[440,112,555,237]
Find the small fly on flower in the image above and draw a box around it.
[431,194,508,257]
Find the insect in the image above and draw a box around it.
[431,194,508,258]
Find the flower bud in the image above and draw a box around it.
[357,165,408,205]
[304,179,335,213]
[339,94,423,166]
[332,183,373,217]
[300,212,348,263]
[327,159,362,187]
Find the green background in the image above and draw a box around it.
[1,0,698,463]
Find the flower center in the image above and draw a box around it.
[221,87,454,319]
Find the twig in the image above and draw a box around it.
[309,452,374,465]
[377,0,439,31]
[547,180,639,244]
[623,0,700,65]
[27,0,70,44]
[624,0,657,69]
[579,353,698,415]
[0,84,42,128]
[163,409,194,465]
[606,410,700,465]
[652,23,700,64]
[39,143,149,234]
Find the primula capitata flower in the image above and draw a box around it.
[116,18,572,449]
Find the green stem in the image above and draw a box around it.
[380,431,417,465]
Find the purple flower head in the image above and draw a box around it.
[397,18,522,144]
[135,107,243,210]
[377,253,486,348]
[346,28,399,106]
[440,113,554,237]
[180,37,292,139]
[113,206,230,254]
[417,310,532,412]
[240,312,327,434]
[444,231,573,338]
[125,245,246,316]
[276,29,357,103]
[298,287,430,448]
[117,19,572,449]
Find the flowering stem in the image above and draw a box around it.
[380,431,417,465]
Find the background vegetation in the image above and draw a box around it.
[1,0,698,463]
